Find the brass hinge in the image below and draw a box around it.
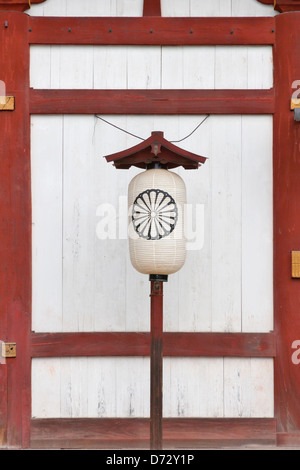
[0,96,15,111]
[1,342,16,358]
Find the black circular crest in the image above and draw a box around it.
[132,189,178,240]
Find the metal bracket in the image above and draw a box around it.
[1,342,17,358]
[0,96,15,111]
[291,99,300,121]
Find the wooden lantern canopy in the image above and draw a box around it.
[104,131,206,450]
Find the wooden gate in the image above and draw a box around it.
[1,0,300,449]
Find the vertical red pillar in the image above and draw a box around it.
[0,12,31,448]
[143,0,161,16]
[274,12,300,441]
[150,280,163,450]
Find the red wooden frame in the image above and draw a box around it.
[1,5,300,449]
[143,0,161,17]
[31,332,275,358]
[273,11,300,447]
[29,89,275,115]
[30,418,277,449]
[28,16,275,46]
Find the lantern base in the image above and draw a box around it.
[149,274,168,282]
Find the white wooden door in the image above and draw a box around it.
[29,0,275,421]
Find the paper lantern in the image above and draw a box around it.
[104,130,207,278]
[128,168,186,276]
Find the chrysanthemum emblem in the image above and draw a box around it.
[132,189,178,240]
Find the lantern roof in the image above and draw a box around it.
[104,131,207,170]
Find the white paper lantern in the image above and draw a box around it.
[128,168,186,276]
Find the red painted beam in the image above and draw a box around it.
[29,89,275,115]
[143,0,161,16]
[273,12,300,439]
[30,418,277,449]
[28,17,275,46]
[0,12,31,449]
[30,332,276,358]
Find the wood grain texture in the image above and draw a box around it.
[28,17,275,46]
[143,0,161,16]
[0,11,31,449]
[30,417,276,449]
[29,89,275,115]
[30,332,276,357]
[273,12,300,438]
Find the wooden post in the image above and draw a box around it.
[150,279,164,450]
[273,12,300,444]
[0,11,31,448]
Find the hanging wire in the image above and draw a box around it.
[95,115,145,141]
[169,115,210,143]
[95,114,210,144]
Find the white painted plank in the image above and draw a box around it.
[215,46,248,89]
[58,46,94,89]
[30,45,273,90]
[190,0,232,17]
[31,358,61,418]
[224,358,274,417]
[30,46,51,89]
[161,47,183,90]
[116,0,143,17]
[232,0,277,17]
[94,46,128,89]
[163,358,224,417]
[127,47,161,89]
[65,0,116,16]
[161,0,190,17]
[177,115,212,332]
[33,358,149,418]
[62,115,96,332]
[247,46,273,89]
[211,116,242,332]
[31,115,63,333]
[241,116,273,333]
[60,358,89,417]
[249,358,274,417]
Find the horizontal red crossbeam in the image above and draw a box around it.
[30,331,275,358]
[29,89,275,115]
[30,418,277,449]
[28,16,275,45]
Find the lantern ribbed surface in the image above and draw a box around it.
[128,169,186,275]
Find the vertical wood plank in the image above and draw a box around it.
[31,359,61,418]
[127,46,161,89]
[190,0,232,17]
[161,0,190,16]
[247,46,273,89]
[211,116,242,332]
[224,358,252,417]
[163,358,224,417]
[215,46,248,89]
[62,116,96,332]
[30,46,51,89]
[94,46,128,89]
[31,116,63,332]
[232,0,277,17]
[241,116,273,333]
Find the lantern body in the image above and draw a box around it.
[128,168,186,275]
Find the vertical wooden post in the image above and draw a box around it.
[0,11,31,448]
[150,280,163,450]
[143,0,161,17]
[273,12,300,441]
